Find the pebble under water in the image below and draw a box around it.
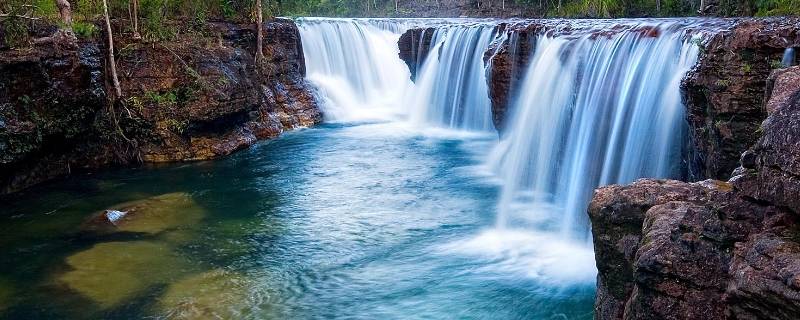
[0,122,595,319]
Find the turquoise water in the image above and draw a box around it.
[0,122,595,319]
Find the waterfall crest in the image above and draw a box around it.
[490,23,702,240]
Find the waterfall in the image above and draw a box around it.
[490,23,701,240]
[297,18,413,122]
[407,24,498,131]
[298,18,499,130]
[784,47,796,67]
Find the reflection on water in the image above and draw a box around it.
[0,123,594,319]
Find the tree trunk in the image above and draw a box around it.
[256,0,264,64]
[103,0,122,99]
[133,0,141,39]
[55,0,72,29]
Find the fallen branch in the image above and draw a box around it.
[0,14,40,20]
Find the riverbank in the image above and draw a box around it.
[0,18,321,194]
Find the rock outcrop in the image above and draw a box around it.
[682,18,800,180]
[0,37,107,194]
[0,19,321,194]
[590,66,800,319]
[397,27,436,81]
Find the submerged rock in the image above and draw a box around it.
[84,192,205,235]
[156,269,253,319]
[0,277,14,312]
[57,241,189,308]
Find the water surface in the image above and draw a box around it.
[0,122,595,319]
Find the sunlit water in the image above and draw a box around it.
[0,123,595,319]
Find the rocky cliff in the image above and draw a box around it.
[589,66,800,319]
[0,19,321,194]
[682,19,800,180]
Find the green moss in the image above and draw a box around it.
[155,269,253,319]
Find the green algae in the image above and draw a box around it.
[57,241,190,309]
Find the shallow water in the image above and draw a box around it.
[0,122,595,319]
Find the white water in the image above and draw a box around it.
[784,47,796,67]
[407,24,498,131]
[298,18,499,131]
[297,19,414,122]
[490,23,701,241]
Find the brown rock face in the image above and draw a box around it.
[682,18,800,180]
[397,27,436,81]
[0,38,107,194]
[591,66,800,320]
[483,23,540,131]
[116,20,321,163]
[0,19,321,194]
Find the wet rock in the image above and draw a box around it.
[397,27,436,80]
[482,23,539,131]
[57,241,189,308]
[156,269,253,319]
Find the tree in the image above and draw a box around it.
[256,0,265,64]
[132,0,141,40]
[102,0,122,98]
[55,0,72,29]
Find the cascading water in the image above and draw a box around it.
[297,18,413,121]
[299,18,500,131]
[297,17,710,284]
[489,23,702,242]
[407,24,498,131]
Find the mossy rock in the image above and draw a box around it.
[84,192,205,235]
[156,269,253,319]
[57,241,189,309]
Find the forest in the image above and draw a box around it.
[1,0,798,44]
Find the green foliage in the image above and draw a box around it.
[742,63,753,73]
[73,21,98,38]
[145,90,179,106]
[1,16,30,48]
[163,118,189,134]
[755,0,800,15]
